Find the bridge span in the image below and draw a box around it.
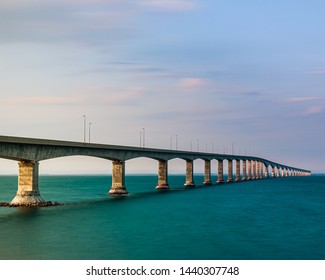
[0,135,311,206]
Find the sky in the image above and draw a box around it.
[0,0,324,175]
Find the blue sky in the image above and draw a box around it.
[0,0,324,174]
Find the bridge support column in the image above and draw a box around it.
[10,161,45,206]
[203,160,212,185]
[265,164,269,178]
[227,159,233,182]
[259,162,263,179]
[156,160,169,190]
[184,160,195,187]
[217,159,224,183]
[235,160,240,182]
[242,160,247,181]
[109,160,128,195]
[271,166,275,178]
[258,161,262,179]
[255,161,259,179]
[252,161,256,180]
[247,160,252,180]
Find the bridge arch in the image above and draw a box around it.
[40,155,112,174]
[124,157,158,174]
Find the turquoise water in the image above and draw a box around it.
[0,174,324,260]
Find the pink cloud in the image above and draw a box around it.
[302,106,323,116]
[178,78,209,90]
[287,97,321,103]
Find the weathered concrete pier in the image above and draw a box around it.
[0,135,311,206]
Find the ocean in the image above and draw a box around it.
[0,174,324,260]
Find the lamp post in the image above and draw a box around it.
[83,115,86,143]
[142,128,145,147]
[89,122,92,143]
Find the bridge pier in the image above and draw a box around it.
[227,159,233,182]
[252,161,256,180]
[271,166,275,178]
[255,161,259,179]
[109,160,128,195]
[256,161,260,179]
[242,160,247,181]
[259,161,263,179]
[247,160,252,180]
[258,161,261,179]
[203,160,212,185]
[184,160,195,187]
[217,159,224,183]
[156,160,169,190]
[10,161,45,206]
[235,160,241,182]
[265,164,269,178]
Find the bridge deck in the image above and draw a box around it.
[0,135,311,206]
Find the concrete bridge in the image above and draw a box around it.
[0,135,311,206]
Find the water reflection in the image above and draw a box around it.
[15,207,40,217]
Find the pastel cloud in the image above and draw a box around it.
[0,0,196,46]
[0,0,116,9]
[302,106,323,116]
[139,0,195,12]
[177,78,209,90]
[0,1,136,44]
[287,97,321,103]
[1,86,148,108]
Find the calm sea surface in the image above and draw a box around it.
[0,174,324,260]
